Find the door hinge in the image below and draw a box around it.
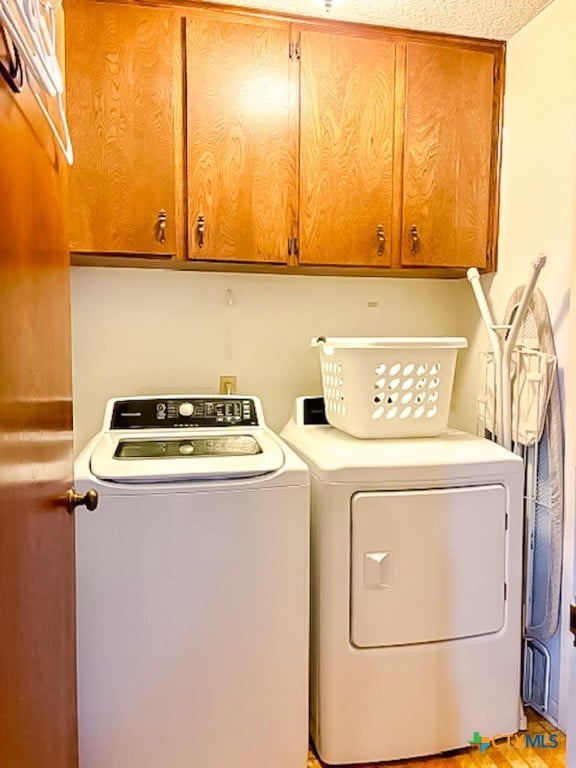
[504,583,508,600]
[505,512,508,530]
[493,62,500,84]
[570,603,576,646]
[288,236,299,258]
[289,40,300,61]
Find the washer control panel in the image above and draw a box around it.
[110,397,259,429]
[113,435,262,458]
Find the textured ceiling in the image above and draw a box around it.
[204,0,555,40]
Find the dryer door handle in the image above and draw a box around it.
[364,551,392,589]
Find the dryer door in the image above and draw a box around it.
[350,485,507,647]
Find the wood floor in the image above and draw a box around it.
[308,709,566,768]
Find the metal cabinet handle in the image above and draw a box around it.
[67,488,99,513]
[376,224,385,257]
[410,223,420,256]
[197,215,206,248]
[156,209,167,244]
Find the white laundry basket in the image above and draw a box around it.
[312,336,467,438]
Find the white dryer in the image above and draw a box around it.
[74,395,309,768]
[281,397,524,765]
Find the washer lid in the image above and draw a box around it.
[89,429,285,482]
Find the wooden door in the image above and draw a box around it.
[186,16,295,263]
[0,61,77,768]
[299,30,396,267]
[66,1,180,257]
[401,42,497,268]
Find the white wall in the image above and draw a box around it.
[462,0,576,729]
[70,268,476,450]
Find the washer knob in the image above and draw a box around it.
[179,402,194,417]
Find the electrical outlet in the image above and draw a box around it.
[219,375,237,395]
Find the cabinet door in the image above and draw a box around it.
[401,42,497,268]
[186,17,294,263]
[299,31,396,267]
[66,2,179,256]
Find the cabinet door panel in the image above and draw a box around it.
[401,43,495,268]
[299,31,395,267]
[66,2,178,256]
[186,18,294,263]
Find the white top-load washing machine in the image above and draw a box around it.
[74,395,309,768]
[281,397,524,765]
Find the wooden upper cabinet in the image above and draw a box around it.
[299,30,396,267]
[65,2,503,275]
[66,1,179,256]
[186,17,295,263]
[400,42,498,268]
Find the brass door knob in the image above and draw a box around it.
[67,488,99,513]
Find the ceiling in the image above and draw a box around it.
[203,0,555,40]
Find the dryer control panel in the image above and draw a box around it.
[110,397,259,429]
